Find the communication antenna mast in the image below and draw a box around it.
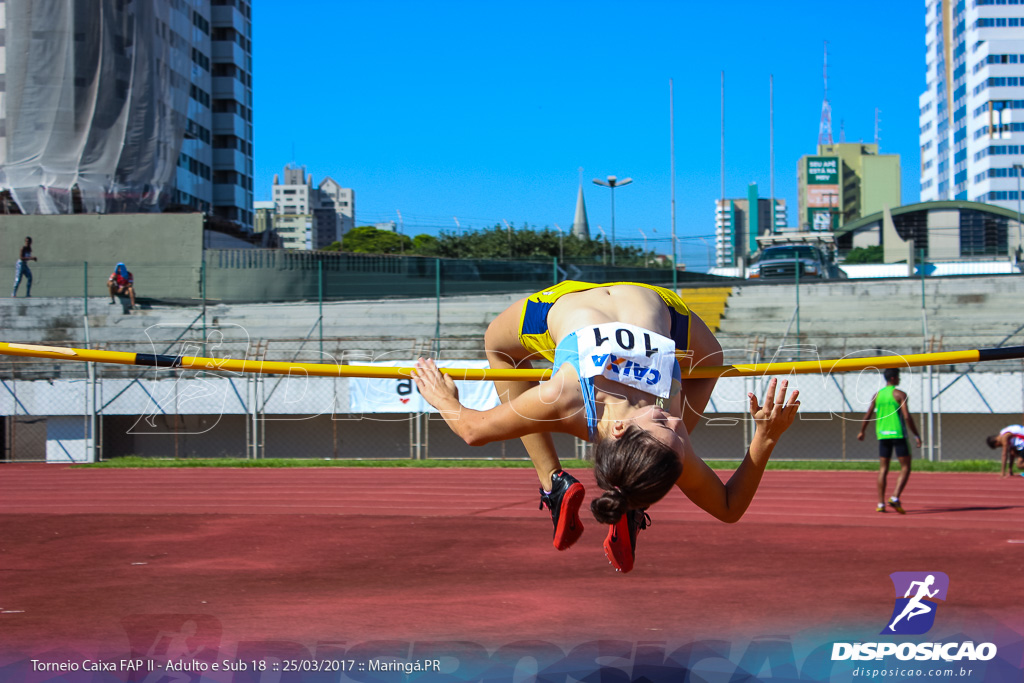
[818,41,833,146]
[874,108,881,147]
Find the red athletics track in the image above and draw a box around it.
[1,464,1023,663]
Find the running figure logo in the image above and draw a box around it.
[881,572,949,635]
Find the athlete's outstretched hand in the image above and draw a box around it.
[748,377,800,442]
[412,357,460,412]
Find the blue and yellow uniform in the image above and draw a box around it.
[517,281,694,360]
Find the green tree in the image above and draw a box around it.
[341,226,412,254]
[843,245,884,264]
[331,222,666,266]
[411,234,440,256]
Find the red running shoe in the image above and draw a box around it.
[603,509,651,573]
[538,470,585,550]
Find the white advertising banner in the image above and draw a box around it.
[348,360,501,413]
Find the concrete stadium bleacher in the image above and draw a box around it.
[715,276,1024,363]
[2,275,1022,373]
[3,276,1023,463]
[677,287,731,332]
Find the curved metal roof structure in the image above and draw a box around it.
[837,200,1020,238]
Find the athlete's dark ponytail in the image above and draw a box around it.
[590,425,682,524]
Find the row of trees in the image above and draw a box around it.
[324,224,670,267]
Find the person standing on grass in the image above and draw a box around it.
[857,368,922,514]
[11,236,36,297]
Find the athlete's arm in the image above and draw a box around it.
[895,389,922,447]
[857,394,876,441]
[412,357,582,445]
[903,581,922,598]
[675,378,800,523]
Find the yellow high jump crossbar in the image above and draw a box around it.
[2,342,1023,381]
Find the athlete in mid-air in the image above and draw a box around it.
[413,281,800,572]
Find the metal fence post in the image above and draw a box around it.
[794,255,801,361]
[435,258,441,357]
[84,261,97,462]
[201,260,207,341]
[318,260,324,358]
[921,248,935,461]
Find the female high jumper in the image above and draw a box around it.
[412,281,800,572]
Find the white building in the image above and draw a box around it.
[270,164,355,250]
[0,0,254,230]
[319,177,356,236]
[919,0,1024,210]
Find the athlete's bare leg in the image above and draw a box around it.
[878,457,891,505]
[484,298,562,490]
[892,454,912,499]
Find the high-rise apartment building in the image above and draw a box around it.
[0,0,253,230]
[919,0,1024,209]
[714,184,786,266]
[271,164,356,250]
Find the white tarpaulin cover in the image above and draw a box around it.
[0,0,190,214]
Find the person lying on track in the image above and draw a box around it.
[412,281,801,573]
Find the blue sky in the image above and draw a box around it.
[253,1,924,270]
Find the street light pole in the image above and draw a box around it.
[593,175,633,267]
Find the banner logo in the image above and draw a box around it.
[881,572,949,635]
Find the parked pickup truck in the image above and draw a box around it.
[747,244,845,280]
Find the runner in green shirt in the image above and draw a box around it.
[857,368,922,513]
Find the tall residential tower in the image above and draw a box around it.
[0,0,254,230]
[919,0,1024,209]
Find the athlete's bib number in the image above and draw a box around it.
[576,322,676,398]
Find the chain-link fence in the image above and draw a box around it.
[2,333,1022,464]
[1,359,93,462]
[0,252,731,305]
[3,264,1024,464]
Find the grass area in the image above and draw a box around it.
[77,456,1002,473]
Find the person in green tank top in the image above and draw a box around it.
[857,368,922,513]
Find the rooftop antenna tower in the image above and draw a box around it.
[874,107,881,147]
[818,41,833,146]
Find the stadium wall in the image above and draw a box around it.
[0,213,205,299]
[2,372,1020,463]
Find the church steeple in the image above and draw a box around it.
[571,182,590,239]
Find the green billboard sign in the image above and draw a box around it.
[806,156,839,184]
